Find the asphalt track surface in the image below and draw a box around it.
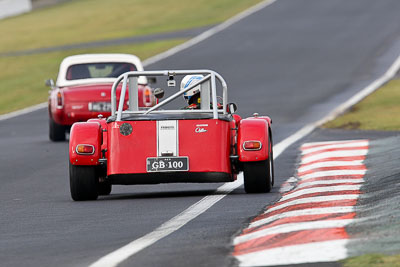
[1,1,400,266]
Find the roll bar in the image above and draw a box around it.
[111,70,228,121]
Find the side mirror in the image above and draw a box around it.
[148,77,157,84]
[45,79,55,88]
[153,88,165,99]
[227,102,237,114]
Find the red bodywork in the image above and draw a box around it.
[69,122,102,165]
[49,83,155,126]
[238,118,270,162]
[68,70,274,200]
[107,119,231,175]
[69,114,272,185]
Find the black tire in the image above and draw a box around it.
[243,136,274,193]
[269,131,275,186]
[49,117,66,141]
[69,163,98,201]
[98,182,112,196]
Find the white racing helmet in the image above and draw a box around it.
[180,75,203,103]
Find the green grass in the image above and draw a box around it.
[342,253,400,267]
[323,79,400,130]
[0,39,185,114]
[0,0,262,53]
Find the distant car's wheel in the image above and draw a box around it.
[49,118,66,141]
[243,136,273,193]
[69,163,98,201]
[269,132,275,186]
[98,182,112,196]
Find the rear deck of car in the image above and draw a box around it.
[106,115,236,184]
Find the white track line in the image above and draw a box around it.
[301,140,368,149]
[248,206,355,229]
[90,174,243,267]
[285,49,400,156]
[302,150,368,164]
[236,239,349,267]
[268,194,360,212]
[234,219,354,245]
[272,124,316,160]
[298,169,366,180]
[316,52,400,126]
[301,141,369,155]
[142,0,277,66]
[280,184,362,202]
[298,161,364,173]
[296,179,364,189]
[0,102,47,121]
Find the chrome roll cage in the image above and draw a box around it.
[111,70,228,122]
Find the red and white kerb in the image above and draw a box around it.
[233,139,369,266]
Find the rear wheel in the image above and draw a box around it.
[98,182,112,196]
[49,118,66,141]
[243,160,272,193]
[69,163,98,201]
[243,135,274,193]
[269,132,275,186]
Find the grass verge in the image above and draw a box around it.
[323,79,400,130]
[0,0,262,53]
[342,253,400,267]
[0,39,185,115]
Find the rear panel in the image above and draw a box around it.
[179,119,231,173]
[107,119,232,178]
[107,121,157,175]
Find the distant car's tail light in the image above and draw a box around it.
[76,144,95,155]
[144,88,152,106]
[56,91,63,109]
[243,141,262,151]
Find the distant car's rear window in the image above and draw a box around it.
[66,62,136,80]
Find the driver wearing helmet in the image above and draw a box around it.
[181,75,203,109]
[181,75,222,110]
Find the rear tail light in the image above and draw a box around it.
[144,88,152,106]
[243,141,262,151]
[76,144,95,155]
[56,91,63,109]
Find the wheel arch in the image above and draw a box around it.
[69,122,102,166]
[237,118,270,162]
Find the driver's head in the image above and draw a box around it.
[180,75,203,105]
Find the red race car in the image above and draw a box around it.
[46,54,156,141]
[68,70,274,200]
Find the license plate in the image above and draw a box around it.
[89,102,111,112]
[146,157,189,172]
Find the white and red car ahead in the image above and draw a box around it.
[47,54,156,141]
[68,70,274,200]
